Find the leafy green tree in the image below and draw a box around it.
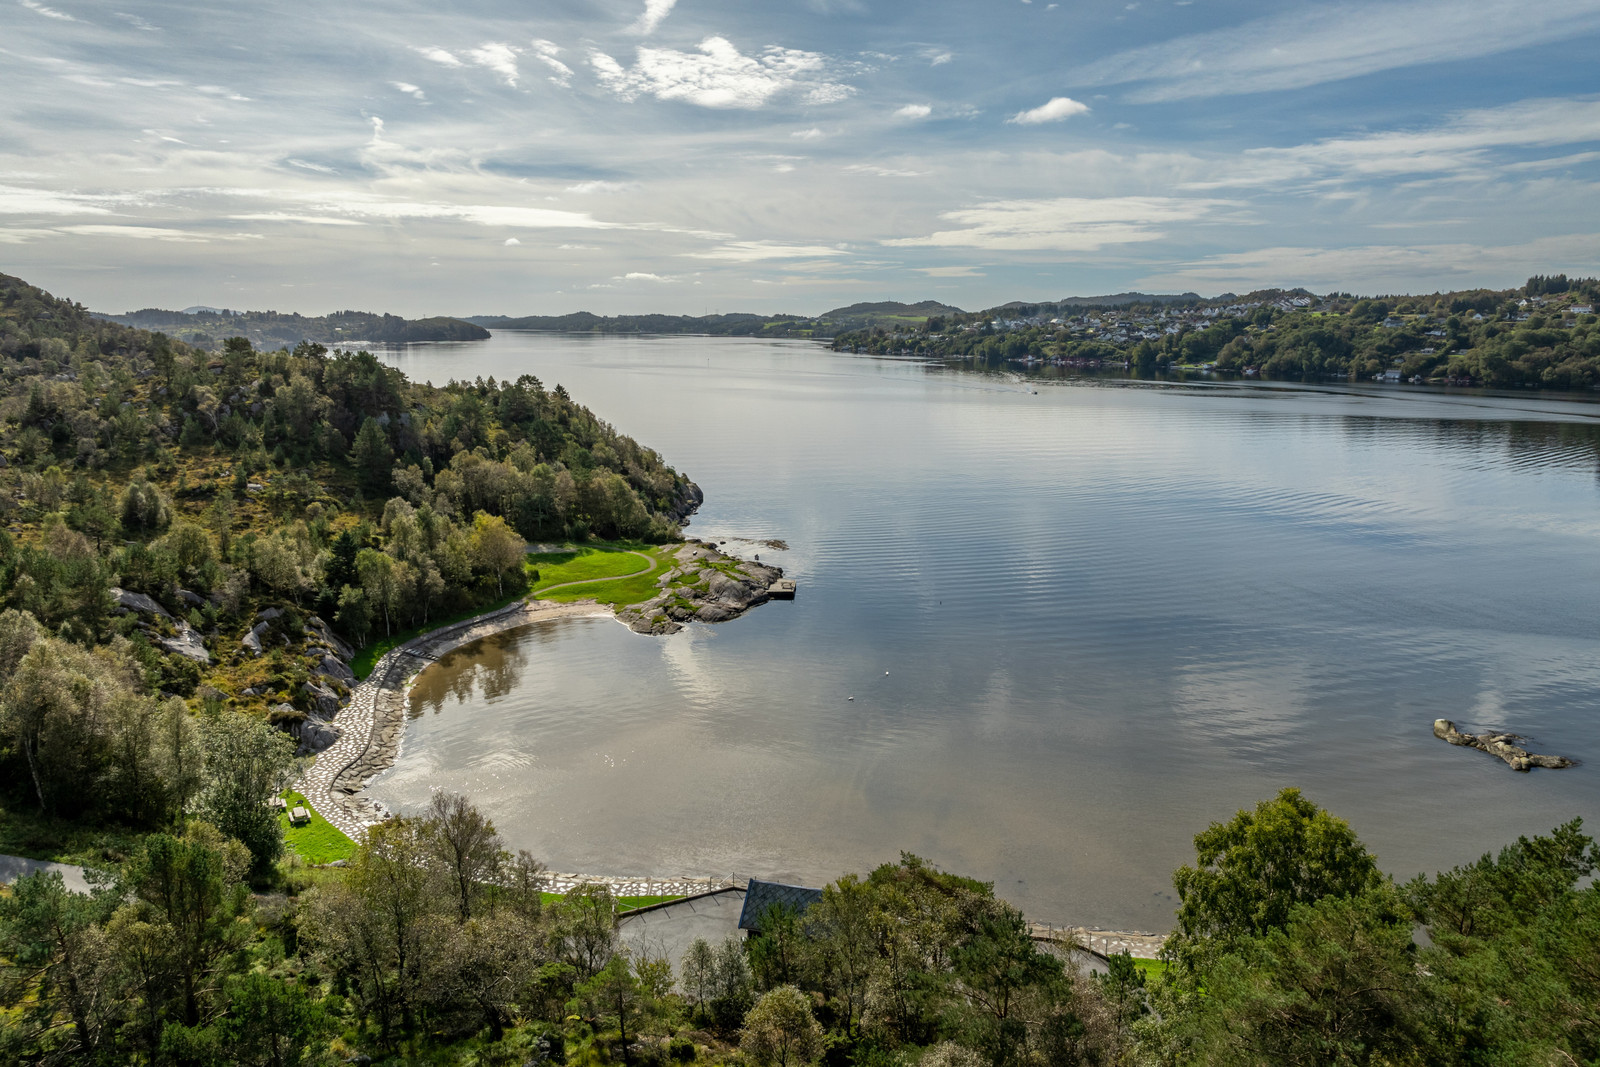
[578,955,644,1064]
[1189,886,1423,1067]
[804,874,877,1037]
[119,824,253,1028]
[198,711,298,877]
[0,870,122,1060]
[554,883,619,978]
[741,984,824,1067]
[424,791,507,922]
[1171,788,1381,961]
[351,416,392,486]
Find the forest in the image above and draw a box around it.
[833,277,1600,391]
[105,309,491,351]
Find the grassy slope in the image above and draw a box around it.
[527,544,677,607]
[278,790,357,864]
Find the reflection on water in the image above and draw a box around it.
[368,334,1600,930]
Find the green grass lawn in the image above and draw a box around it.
[278,791,357,865]
[1131,957,1169,981]
[528,543,676,608]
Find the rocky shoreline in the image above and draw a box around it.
[617,539,786,635]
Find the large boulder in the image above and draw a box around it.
[241,623,268,655]
[306,616,355,660]
[303,681,341,718]
[176,589,206,608]
[111,587,171,619]
[296,717,341,756]
[319,654,356,686]
[157,622,211,664]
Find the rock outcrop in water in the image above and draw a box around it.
[1434,719,1575,772]
[617,539,785,635]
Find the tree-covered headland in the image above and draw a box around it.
[834,276,1600,390]
[0,267,696,828]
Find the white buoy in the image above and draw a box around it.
[885,671,889,675]
[847,696,854,701]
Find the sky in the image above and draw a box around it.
[2,0,1599,316]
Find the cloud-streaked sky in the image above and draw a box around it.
[2,0,1598,315]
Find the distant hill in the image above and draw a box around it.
[98,307,489,349]
[813,300,966,329]
[465,311,804,336]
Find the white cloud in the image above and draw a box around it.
[844,163,926,177]
[114,11,156,30]
[1008,96,1089,125]
[591,37,852,109]
[468,43,521,87]
[504,237,520,245]
[415,46,463,67]
[1139,233,1600,292]
[531,39,574,87]
[565,180,638,194]
[18,0,77,21]
[47,224,263,242]
[0,183,121,215]
[1187,96,1600,189]
[916,265,986,276]
[792,127,824,140]
[631,0,677,35]
[687,241,848,261]
[895,104,932,119]
[1076,0,1600,101]
[888,195,1233,251]
[391,81,427,101]
[616,271,676,282]
[228,213,365,226]
[285,158,336,174]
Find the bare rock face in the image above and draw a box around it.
[303,680,342,718]
[176,589,206,608]
[296,717,342,756]
[111,587,171,619]
[318,654,356,685]
[1434,719,1575,772]
[158,622,211,664]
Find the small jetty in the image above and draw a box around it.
[767,579,797,600]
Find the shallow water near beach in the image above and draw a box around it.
[369,334,1600,930]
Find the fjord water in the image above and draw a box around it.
[371,334,1600,930]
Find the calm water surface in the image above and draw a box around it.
[370,334,1600,929]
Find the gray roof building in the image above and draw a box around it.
[737,879,824,933]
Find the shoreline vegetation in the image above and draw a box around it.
[829,276,1600,392]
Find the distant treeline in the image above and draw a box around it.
[836,278,1600,391]
[103,308,490,350]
